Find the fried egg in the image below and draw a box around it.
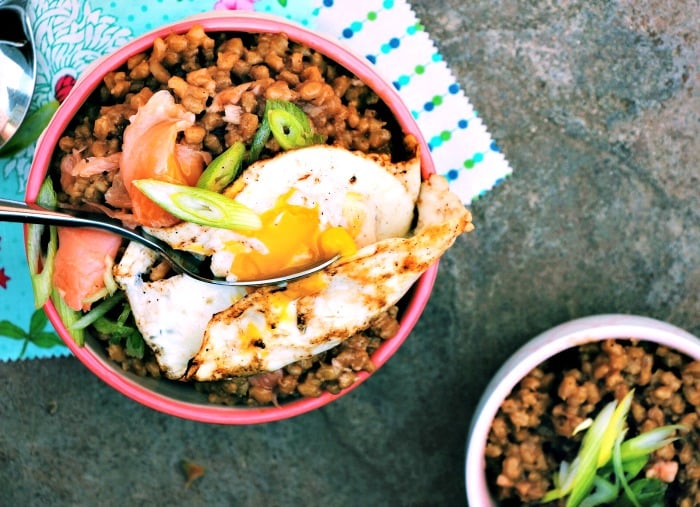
[144,145,421,282]
[185,174,473,381]
[113,241,245,379]
[114,145,472,382]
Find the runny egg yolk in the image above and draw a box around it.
[228,192,357,281]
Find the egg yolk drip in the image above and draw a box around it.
[241,272,330,353]
[228,192,357,281]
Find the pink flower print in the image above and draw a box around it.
[55,74,76,103]
[214,0,256,10]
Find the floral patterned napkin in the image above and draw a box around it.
[0,0,511,360]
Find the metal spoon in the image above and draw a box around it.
[0,0,36,149]
[0,198,340,286]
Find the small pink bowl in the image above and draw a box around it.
[26,12,437,424]
[465,314,700,505]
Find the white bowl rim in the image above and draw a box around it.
[464,313,700,506]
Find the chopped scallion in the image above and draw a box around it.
[247,110,271,164]
[541,393,685,507]
[70,292,125,331]
[597,389,634,467]
[266,99,323,150]
[196,141,246,192]
[619,424,685,463]
[51,287,85,346]
[565,401,616,506]
[28,178,59,308]
[133,179,262,231]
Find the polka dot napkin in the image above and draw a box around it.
[0,0,511,361]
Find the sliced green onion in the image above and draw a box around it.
[116,304,131,325]
[196,141,246,192]
[246,99,323,164]
[265,99,323,150]
[579,476,619,507]
[28,223,57,307]
[103,255,119,296]
[28,177,83,346]
[79,255,119,307]
[624,478,667,507]
[598,390,634,467]
[555,460,572,490]
[613,429,641,507]
[544,390,685,507]
[541,458,576,503]
[565,400,617,507]
[572,418,593,436]
[70,292,125,331]
[268,110,308,149]
[247,110,271,164]
[133,179,262,231]
[50,287,85,346]
[28,178,59,308]
[619,424,685,463]
[620,456,649,479]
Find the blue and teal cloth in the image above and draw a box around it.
[0,0,511,361]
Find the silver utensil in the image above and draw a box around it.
[0,0,36,149]
[0,198,339,286]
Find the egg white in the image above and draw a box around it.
[113,242,245,379]
[110,146,472,383]
[229,144,420,242]
[186,174,473,380]
[144,145,421,280]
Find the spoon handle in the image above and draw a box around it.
[0,198,145,244]
[1,198,82,225]
[0,198,340,286]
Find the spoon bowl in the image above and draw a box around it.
[0,198,340,286]
[0,0,36,149]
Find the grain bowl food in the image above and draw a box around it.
[465,315,700,507]
[26,13,472,424]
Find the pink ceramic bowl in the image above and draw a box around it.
[465,314,700,505]
[26,12,437,424]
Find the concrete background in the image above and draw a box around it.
[2,1,699,505]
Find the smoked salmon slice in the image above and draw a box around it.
[52,91,211,312]
[120,90,209,228]
[59,151,121,193]
[53,228,123,311]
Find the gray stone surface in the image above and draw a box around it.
[1,1,699,505]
